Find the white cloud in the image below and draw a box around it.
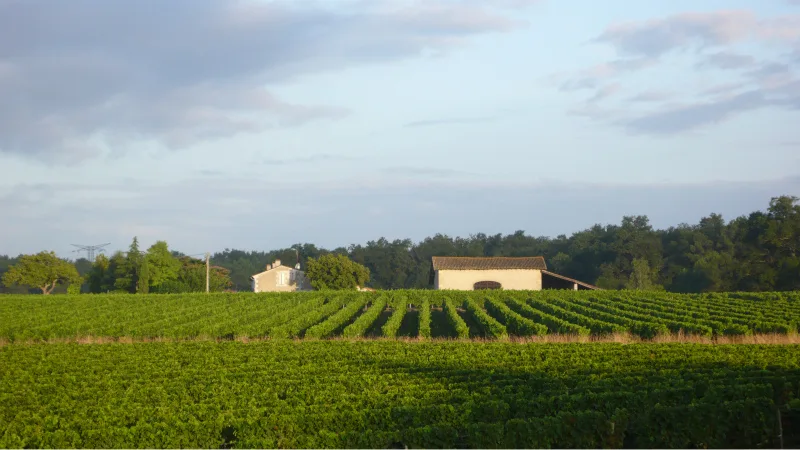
[0,0,532,163]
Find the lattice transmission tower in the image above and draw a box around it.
[71,243,111,261]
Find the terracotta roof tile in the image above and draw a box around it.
[431,256,547,271]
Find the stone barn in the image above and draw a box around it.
[429,256,599,291]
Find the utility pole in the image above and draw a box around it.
[205,252,210,293]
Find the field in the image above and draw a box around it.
[2,341,800,448]
[2,290,800,448]
[1,290,800,342]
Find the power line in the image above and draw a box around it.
[176,253,208,258]
[71,243,110,261]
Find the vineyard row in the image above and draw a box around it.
[1,290,799,341]
[1,341,799,448]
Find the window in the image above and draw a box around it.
[474,281,502,290]
[277,272,287,286]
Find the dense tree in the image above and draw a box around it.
[110,237,155,294]
[3,195,799,294]
[86,254,115,293]
[204,196,800,292]
[152,256,233,293]
[145,241,180,289]
[626,258,661,290]
[349,238,414,289]
[305,254,370,290]
[1,251,82,294]
[137,259,150,294]
[0,255,32,294]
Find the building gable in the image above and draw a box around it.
[250,259,310,292]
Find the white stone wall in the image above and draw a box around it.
[252,267,311,292]
[435,269,542,290]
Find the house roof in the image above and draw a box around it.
[541,270,602,290]
[249,264,303,280]
[431,256,547,271]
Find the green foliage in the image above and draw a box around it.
[86,254,113,293]
[1,251,81,294]
[5,196,800,294]
[145,241,180,289]
[504,297,591,335]
[137,259,150,294]
[304,295,370,339]
[381,295,408,338]
[215,195,800,293]
[150,280,192,294]
[418,298,432,339]
[66,281,82,295]
[269,294,350,339]
[149,256,232,293]
[484,297,547,336]
[109,251,132,293]
[1,290,799,342]
[87,239,218,294]
[626,257,663,290]
[464,297,508,339]
[443,296,470,339]
[113,237,144,293]
[1,341,798,448]
[305,254,370,290]
[178,257,232,292]
[342,295,388,338]
[525,295,628,334]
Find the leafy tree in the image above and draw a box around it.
[144,241,181,290]
[152,256,232,293]
[112,237,153,294]
[48,194,800,294]
[305,254,370,290]
[1,251,82,294]
[87,254,114,293]
[349,238,414,289]
[0,255,32,294]
[105,251,129,293]
[625,258,662,290]
[113,239,138,293]
[762,196,800,290]
[137,259,150,294]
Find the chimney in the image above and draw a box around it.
[274,259,281,267]
[266,263,272,270]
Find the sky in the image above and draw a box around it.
[1,0,799,258]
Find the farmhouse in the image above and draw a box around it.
[250,259,312,292]
[429,256,600,291]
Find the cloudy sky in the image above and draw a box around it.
[1,0,799,258]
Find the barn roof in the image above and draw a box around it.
[541,270,601,290]
[431,256,547,271]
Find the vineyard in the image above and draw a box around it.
[1,290,799,342]
[2,290,800,448]
[2,341,800,448]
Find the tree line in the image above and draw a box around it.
[1,238,233,294]
[2,195,798,294]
